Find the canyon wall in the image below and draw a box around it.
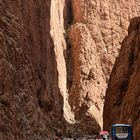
[0,0,140,139]
[103,17,140,140]
[67,0,140,133]
[0,0,65,139]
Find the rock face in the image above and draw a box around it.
[67,0,140,132]
[0,0,64,139]
[103,17,140,140]
[0,0,140,139]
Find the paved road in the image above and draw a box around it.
[63,138,107,140]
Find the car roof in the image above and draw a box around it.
[112,124,131,127]
[100,131,109,135]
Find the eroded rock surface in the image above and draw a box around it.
[0,0,140,139]
[103,17,140,140]
[0,0,65,139]
[67,0,140,132]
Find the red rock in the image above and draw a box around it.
[0,0,140,138]
[103,17,140,140]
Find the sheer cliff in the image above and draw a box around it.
[0,0,140,139]
[104,17,140,140]
[0,0,65,139]
[67,0,140,133]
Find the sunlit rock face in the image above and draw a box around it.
[103,17,140,140]
[67,0,140,133]
[0,0,140,139]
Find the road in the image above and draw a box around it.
[63,136,97,140]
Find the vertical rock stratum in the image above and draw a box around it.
[0,0,140,139]
[104,17,140,140]
[0,0,66,139]
[67,0,140,133]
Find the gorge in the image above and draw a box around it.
[0,0,140,139]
